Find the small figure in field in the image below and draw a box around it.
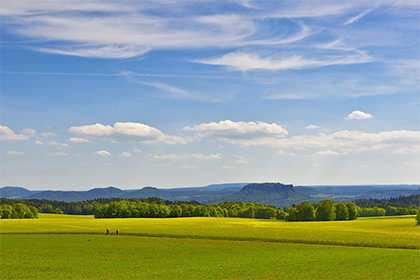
[106,228,109,235]
[116,229,119,235]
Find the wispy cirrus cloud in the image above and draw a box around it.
[194,50,372,72]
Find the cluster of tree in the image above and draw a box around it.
[359,207,386,217]
[95,200,286,220]
[354,194,420,209]
[285,201,359,222]
[0,197,197,216]
[0,203,38,219]
[214,202,287,219]
[358,206,417,217]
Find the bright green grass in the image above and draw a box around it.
[1,234,419,280]
[1,215,419,279]
[1,214,419,249]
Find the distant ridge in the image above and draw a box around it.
[1,183,419,206]
[227,182,309,206]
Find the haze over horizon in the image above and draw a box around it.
[1,0,419,190]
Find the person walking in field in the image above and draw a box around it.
[116,228,119,235]
[106,228,109,235]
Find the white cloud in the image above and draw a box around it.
[234,155,249,164]
[94,150,111,156]
[20,128,36,135]
[183,120,288,139]
[343,7,374,26]
[346,110,373,120]
[41,132,56,137]
[220,130,420,155]
[276,150,298,156]
[314,150,348,156]
[119,152,132,157]
[221,165,236,170]
[132,148,142,153]
[6,151,25,155]
[47,141,70,149]
[194,51,372,72]
[0,126,29,141]
[48,152,69,156]
[179,164,203,170]
[306,125,320,130]
[153,153,221,160]
[68,137,91,143]
[34,140,44,145]
[1,2,315,59]
[69,122,191,144]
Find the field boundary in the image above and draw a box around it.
[3,232,419,250]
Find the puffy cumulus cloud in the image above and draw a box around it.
[119,152,132,157]
[221,130,420,155]
[132,148,142,153]
[68,137,91,143]
[0,125,29,141]
[6,151,25,155]
[346,110,373,120]
[20,128,36,135]
[153,154,221,160]
[34,140,44,145]
[69,122,191,144]
[183,120,288,139]
[306,125,320,130]
[94,150,111,156]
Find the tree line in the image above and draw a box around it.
[95,200,287,220]
[1,197,418,221]
[285,201,359,221]
[0,197,193,216]
[354,194,420,209]
[0,203,39,219]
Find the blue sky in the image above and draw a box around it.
[1,0,419,190]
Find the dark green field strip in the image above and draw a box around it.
[2,231,419,250]
[1,234,419,280]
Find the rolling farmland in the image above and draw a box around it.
[1,214,419,279]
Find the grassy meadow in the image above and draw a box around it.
[1,214,419,279]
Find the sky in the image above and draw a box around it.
[1,0,419,190]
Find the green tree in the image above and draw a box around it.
[385,206,398,216]
[0,204,13,219]
[297,202,316,221]
[316,200,336,221]
[335,203,349,220]
[416,208,420,225]
[346,202,359,220]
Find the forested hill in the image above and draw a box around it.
[227,183,309,207]
[354,194,420,208]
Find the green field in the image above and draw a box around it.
[1,214,419,279]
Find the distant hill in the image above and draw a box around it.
[28,187,126,202]
[226,183,310,207]
[0,187,39,199]
[2,183,419,205]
